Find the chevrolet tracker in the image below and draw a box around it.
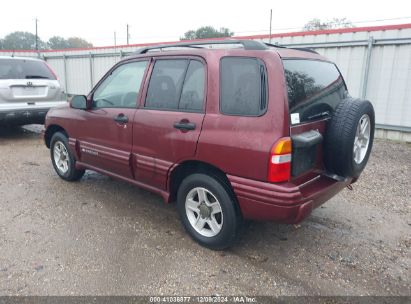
[44,40,375,249]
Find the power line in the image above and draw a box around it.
[26,16,410,46]
[234,16,411,35]
[353,16,411,24]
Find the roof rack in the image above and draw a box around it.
[131,39,318,55]
[133,40,269,54]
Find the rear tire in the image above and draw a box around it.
[177,173,242,250]
[50,132,85,181]
[324,98,375,178]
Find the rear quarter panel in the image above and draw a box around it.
[196,50,289,181]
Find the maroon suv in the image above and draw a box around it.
[44,40,375,249]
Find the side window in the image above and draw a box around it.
[93,60,148,108]
[145,59,205,111]
[220,57,267,116]
[145,59,188,109]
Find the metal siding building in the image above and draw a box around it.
[1,23,410,141]
[250,24,411,136]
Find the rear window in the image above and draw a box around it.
[0,59,56,80]
[283,59,346,124]
[220,57,267,116]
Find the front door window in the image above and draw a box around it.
[93,60,148,108]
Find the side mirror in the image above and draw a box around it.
[70,95,88,110]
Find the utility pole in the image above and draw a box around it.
[114,31,118,61]
[126,24,130,45]
[269,9,272,44]
[35,18,38,51]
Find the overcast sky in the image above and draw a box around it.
[1,0,410,46]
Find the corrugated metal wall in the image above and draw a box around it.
[1,24,410,138]
[256,27,411,131]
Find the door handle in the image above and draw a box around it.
[173,121,196,131]
[113,114,129,124]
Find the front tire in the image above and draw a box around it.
[177,173,242,250]
[50,132,85,181]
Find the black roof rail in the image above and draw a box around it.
[264,42,319,54]
[133,39,269,54]
[264,42,287,49]
[130,39,319,56]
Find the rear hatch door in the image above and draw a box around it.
[282,58,348,181]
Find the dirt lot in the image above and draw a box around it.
[0,125,410,296]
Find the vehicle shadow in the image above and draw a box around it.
[44,169,393,295]
[77,170,345,254]
[0,124,43,141]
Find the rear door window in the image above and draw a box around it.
[220,57,267,116]
[145,59,188,110]
[283,59,346,124]
[0,59,56,80]
[145,59,205,112]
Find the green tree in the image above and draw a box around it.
[1,31,46,50]
[47,36,70,49]
[303,18,354,31]
[66,37,93,48]
[47,36,93,49]
[181,26,234,40]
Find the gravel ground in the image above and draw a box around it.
[0,125,410,296]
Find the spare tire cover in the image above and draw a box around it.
[324,98,375,178]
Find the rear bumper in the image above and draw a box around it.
[0,101,67,124]
[228,174,352,223]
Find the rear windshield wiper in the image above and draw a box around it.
[25,75,50,79]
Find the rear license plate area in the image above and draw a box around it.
[12,86,46,97]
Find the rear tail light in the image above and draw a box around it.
[268,137,292,183]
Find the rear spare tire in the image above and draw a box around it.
[324,98,375,178]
